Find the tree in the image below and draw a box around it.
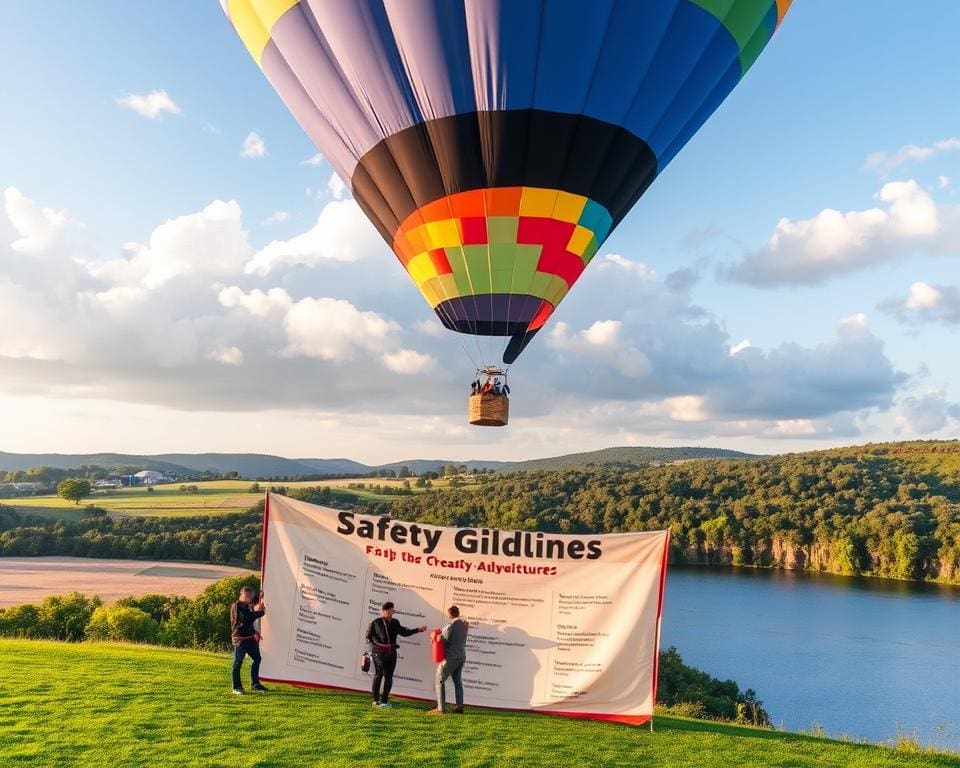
[86,605,159,643]
[398,466,411,478]
[57,478,92,505]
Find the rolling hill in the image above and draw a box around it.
[0,446,755,478]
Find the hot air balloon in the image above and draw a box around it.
[222,0,791,425]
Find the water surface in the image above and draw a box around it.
[662,565,960,749]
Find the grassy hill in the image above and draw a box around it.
[507,446,760,472]
[0,447,750,479]
[1,640,953,768]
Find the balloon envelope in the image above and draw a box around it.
[223,0,791,363]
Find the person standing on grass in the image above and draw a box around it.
[366,601,427,708]
[428,605,468,715]
[230,586,267,695]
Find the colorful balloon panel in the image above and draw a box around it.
[222,0,790,363]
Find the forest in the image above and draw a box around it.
[2,441,959,583]
[378,441,960,582]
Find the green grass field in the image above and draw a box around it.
[2,640,956,768]
[3,477,474,520]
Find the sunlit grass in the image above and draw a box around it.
[1,639,956,768]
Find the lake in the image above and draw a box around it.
[662,565,960,750]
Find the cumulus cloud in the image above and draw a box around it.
[381,349,436,375]
[721,180,957,286]
[116,90,181,119]
[5,187,74,253]
[0,185,915,447]
[327,173,347,200]
[283,297,398,361]
[241,132,266,159]
[413,318,445,337]
[897,390,960,435]
[91,200,250,289]
[548,320,652,378]
[729,339,751,356]
[595,253,656,280]
[219,286,293,316]
[865,138,960,175]
[244,199,382,275]
[262,210,290,226]
[880,281,960,325]
[208,345,243,366]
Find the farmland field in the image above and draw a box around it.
[0,557,251,607]
[2,477,475,519]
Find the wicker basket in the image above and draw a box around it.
[468,393,509,426]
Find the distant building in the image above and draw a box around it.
[12,482,47,493]
[133,470,165,486]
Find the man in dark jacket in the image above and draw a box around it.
[365,601,426,708]
[230,586,267,695]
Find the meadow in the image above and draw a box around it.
[3,476,474,520]
[2,639,956,768]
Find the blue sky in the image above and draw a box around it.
[1,1,958,461]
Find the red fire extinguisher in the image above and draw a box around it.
[430,629,445,663]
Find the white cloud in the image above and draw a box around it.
[548,320,652,378]
[92,200,250,289]
[729,339,751,356]
[597,253,656,280]
[939,176,950,189]
[905,282,943,309]
[880,281,960,325]
[897,390,960,435]
[241,132,266,159]
[219,286,293,316]
[116,90,181,119]
[208,345,244,366]
[262,210,290,226]
[5,187,73,253]
[0,185,914,450]
[381,349,436,375]
[837,312,869,337]
[722,180,955,286]
[283,297,398,361]
[328,173,347,200]
[414,318,445,337]
[302,153,324,167]
[662,395,709,422]
[244,199,382,275]
[865,138,960,175]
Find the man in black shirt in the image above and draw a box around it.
[365,601,426,708]
[230,586,267,695]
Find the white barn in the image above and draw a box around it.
[133,470,165,486]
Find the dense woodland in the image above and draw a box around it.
[378,441,960,583]
[2,442,960,583]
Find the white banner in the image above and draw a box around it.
[259,493,669,725]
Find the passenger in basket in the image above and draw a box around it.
[366,601,427,708]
